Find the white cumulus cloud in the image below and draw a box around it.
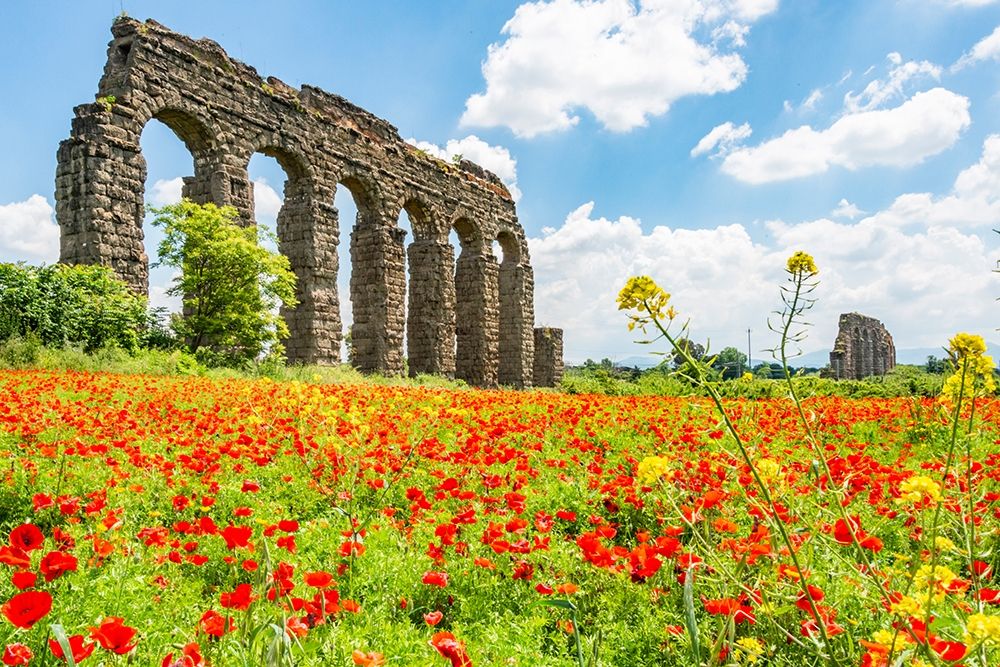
[843,53,941,113]
[690,121,752,157]
[253,178,283,222]
[461,0,778,137]
[148,177,184,207]
[954,25,1000,69]
[720,88,971,184]
[831,199,866,219]
[407,135,522,201]
[0,195,59,263]
[531,134,1000,362]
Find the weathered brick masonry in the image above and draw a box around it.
[56,17,563,387]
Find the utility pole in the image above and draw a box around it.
[747,328,752,374]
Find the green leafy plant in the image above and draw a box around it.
[0,262,147,352]
[150,199,297,365]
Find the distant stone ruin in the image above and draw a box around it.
[55,17,562,387]
[829,313,896,380]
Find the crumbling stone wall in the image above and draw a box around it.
[55,17,556,387]
[829,313,896,380]
[533,328,564,387]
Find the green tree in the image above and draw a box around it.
[151,200,297,363]
[715,346,748,379]
[0,262,147,352]
[925,355,947,374]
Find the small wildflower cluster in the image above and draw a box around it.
[636,455,672,485]
[896,475,942,505]
[616,276,675,333]
[941,333,996,406]
[785,251,818,276]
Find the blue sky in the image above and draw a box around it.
[1,0,999,363]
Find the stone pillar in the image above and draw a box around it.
[533,327,564,387]
[350,223,405,375]
[276,181,341,365]
[407,239,456,376]
[455,250,499,387]
[57,104,147,293]
[498,261,534,388]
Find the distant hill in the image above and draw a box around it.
[586,342,1000,371]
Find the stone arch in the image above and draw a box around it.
[495,225,534,387]
[396,196,454,376]
[57,99,223,294]
[451,212,498,387]
[331,167,405,374]
[238,141,339,364]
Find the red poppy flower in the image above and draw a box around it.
[2,590,52,629]
[352,650,386,666]
[10,572,36,591]
[40,550,78,582]
[424,610,443,626]
[8,525,44,553]
[220,525,252,550]
[0,548,29,569]
[220,583,256,611]
[2,643,32,666]
[430,631,472,667]
[162,642,206,667]
[199,610,235,638]
[422,571,449,588]
[304,571,334,588]
[49,634,95,663]
[91,616,138,654]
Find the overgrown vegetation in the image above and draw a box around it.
[0,263,148,352]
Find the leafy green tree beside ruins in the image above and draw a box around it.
[151,200,297,364]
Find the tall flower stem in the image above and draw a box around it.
[643,302,840,665]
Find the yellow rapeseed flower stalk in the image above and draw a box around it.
[913,564,957,593]
[941,353,997,406]
[949,333,987,360]
[964,612,1000,645]
[896,475,942,505]
[617,276,673,332]
[786,251,818,276]
[636,455,672,485]
[871,629,910,653]
[735,637,765,664]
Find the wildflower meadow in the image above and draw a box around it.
[0,253,998,666]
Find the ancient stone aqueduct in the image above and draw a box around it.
[56,17,563,387]
[828,313,896,381]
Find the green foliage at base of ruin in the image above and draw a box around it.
[0,262,149,352]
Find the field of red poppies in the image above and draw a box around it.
[0,368,998,666]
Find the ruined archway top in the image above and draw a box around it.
[106,16,514,203]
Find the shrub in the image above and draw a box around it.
[0,263,148,352]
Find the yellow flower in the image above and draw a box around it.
[949,333,987,360]
[756,458,783,486]
[890,595,922,617]
[964,612,1000,645]
[935,536,957,552]
[871,629,910,653]
[896,475,942,505]
[740,372,754,382]
[618,276,673,333]
[913,564,957,593]
[786,251,818,276]
[636,455,672,485]
[940,353,997,406]
[735,637,765,664]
